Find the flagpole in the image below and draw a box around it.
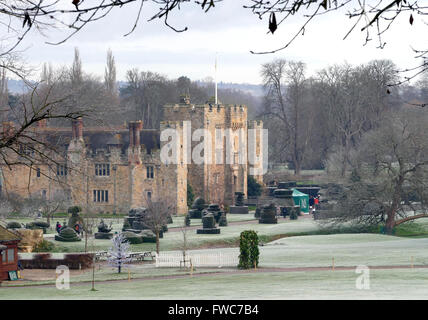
[215,53,218,105]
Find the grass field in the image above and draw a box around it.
[2,268,428,299]
[4,212,428,300]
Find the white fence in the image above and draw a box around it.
[155,252,238,268]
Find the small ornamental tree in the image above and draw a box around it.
[108,232,131,274]
[185,214,191,227]
[248,175,262,197]
[187,183,195,208]
[238,230,259,269]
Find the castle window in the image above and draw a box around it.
[93,190,109,203]
[147,191,152,200]
[36,168,41,178]
[146,166,154,179]
[57,164,67,176]
[95,164,110,176]
[41,190,47,200]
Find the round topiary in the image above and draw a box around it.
[122,231,143,244]
[140,230,157,243]
[6,221,22,229]
[67,206,82,215]
[55,227,81,242]
[192,197,206,211]
[32,221,50,228]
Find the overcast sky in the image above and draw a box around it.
[15,1,428,85]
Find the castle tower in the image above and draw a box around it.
[162,99,249,206]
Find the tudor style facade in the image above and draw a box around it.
[0,99,264,214]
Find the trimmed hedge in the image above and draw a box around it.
[20,253,94,269]
[238,230,259,269]
[6,221,22,229]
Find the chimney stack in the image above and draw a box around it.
[128,120,143,148]
[72,118,83,140]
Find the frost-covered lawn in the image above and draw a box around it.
[2,268,428,299]
[25,216,319,253]
[260,233,428,268]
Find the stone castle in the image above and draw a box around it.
[0,97,264,215]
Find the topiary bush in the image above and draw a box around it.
[167,215,173,224]
[254,207,261,219]
[122,231,144,244]
[248,175,262,197]
[238,230,259,269]
[67,206,82,215]
[6,221,22,229]
[259,203,278,224]
[289,207,299,220]
[26,221,49,234]
[218,213,228,227]
[140,230,157,243]
[185,214,191,227]
[32,221,50,228]
[55,227,81,242]
[32,240,56,252]
[187,183,195,208]
[202,214,216,229]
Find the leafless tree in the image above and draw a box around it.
[104,49,118,100]
[261,59,314,175]
[326,108,428,234]
[41,189,70,224]
[141,192,174,254]
[246,1,428,85]
[316,60,397,176]
[178,223,190,268]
